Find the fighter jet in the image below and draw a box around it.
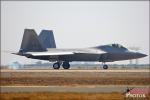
[13,29,147,69]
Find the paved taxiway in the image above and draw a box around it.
[1,85,149,93]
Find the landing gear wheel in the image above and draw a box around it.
[62,62,70,69]
[53,62,60,69]
[103,64,108,69]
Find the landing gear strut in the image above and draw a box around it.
[62,61,70,69]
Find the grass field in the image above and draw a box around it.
[1,70,149,100]
[1,70,149,85]
[1,77,149,86]
[1,92,150,100]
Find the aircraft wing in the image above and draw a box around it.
[26,49,106,56]
[26,51,74,56]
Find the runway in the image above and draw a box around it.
[1,85,149,93]
[1,69,149,73]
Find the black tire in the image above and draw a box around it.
[103,64,108,69]
[53,62,60,69]
[62,62,70,69]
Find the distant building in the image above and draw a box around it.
[9,61,23,69]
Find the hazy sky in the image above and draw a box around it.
[1,1,149,65]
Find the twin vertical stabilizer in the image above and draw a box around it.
[19,29,56,53]
[38,30,56,48]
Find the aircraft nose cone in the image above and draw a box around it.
[136,52,147,58]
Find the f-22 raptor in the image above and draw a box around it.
[13,29,147,69]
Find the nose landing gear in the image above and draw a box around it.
[102,62,108,69]
[103,64,108,69]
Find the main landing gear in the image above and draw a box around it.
[62,61,70,69]
[53,62,60,69]
[53,61,70,69]
[102,62,108,69]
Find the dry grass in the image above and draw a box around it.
[1,70,149,86]
[1,71,149,78]
[1,77,149,86]
[0,92,125,100]
[1,92,150,100]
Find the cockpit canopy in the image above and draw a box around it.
[109,44,127,49]
[94,43,128,51]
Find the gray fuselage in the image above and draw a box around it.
[24,44,146,62]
